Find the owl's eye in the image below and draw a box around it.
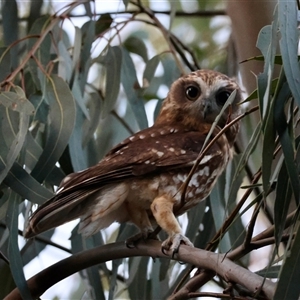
[185,86,200,101]
[216,90,231,106]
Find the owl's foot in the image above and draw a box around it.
[161,234,193,257]
[125,230,158,248]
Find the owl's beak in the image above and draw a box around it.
[203,100,212,120]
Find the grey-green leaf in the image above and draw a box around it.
[31,74,76,182]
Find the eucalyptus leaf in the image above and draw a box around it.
[143,55,160,88]
[0,47,11,82]
[278,0,300,108]
[2,0,18,69]
[274,223,300,299]
[31,75,76,182]
[95,13,113,35]
[6,193,33,300]
[124,36,148,62]
[0,90,35,115]
[3,162,53,204]
[121,48,148,129]
[102,46,122,118]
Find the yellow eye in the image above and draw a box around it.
[185,86,200,101]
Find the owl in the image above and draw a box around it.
[24,70,242,254]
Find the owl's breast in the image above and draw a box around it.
[127,150,229,215]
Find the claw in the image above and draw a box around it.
[161,233,193,257]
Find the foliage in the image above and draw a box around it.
[0,0,300,299]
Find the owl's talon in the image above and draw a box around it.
[161,233,193,257]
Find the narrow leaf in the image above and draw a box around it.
[6,192,32,300]
[3,162,53,204]
[278,0,300,108]
[123,36,148,62]
[121,48,148,129]
[143,55,160,88]
[102,46,122,118]
[95,13,112,35]
[31,75,76,182]
[274,223,300,299]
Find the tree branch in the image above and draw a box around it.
[4,240,275,300]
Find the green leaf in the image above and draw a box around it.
[262,100,276,194]
[274,223,300,299]
[123,0,129,8]
[2,0,18,69]
[230,123,261,192]
[69,108,89,172]
[128,257,149,299]
[108,258,123,300]
[209,180,231,252]
[58,40,73,82]
[278,0,300,108]
[72,26,82,70]
[0,112,29,183]
[0,89,35,115]
[123,36,148,62]
[256,265,281,279]
[121,48,148,129]
[143,55,160,88]
[6,192,33,300]
[194,200,215,249]
[71,75,90,119]
[0,90,34,184]
[78,20,95,93]
[256,9,278,119]
[27,15,52,90]
[3,162,53,204]
[274,82,299,205]
[31,74,76,182]
[153,258,170,298]
[186,200,206,242]
[0,47,11,82]
[70,228,105,300]
[95,13,113,35]
[101,46,122,118]
[82,92,102,147]
[160,55,181,87]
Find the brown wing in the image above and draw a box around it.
[24,124,222,238]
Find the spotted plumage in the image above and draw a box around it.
[24,69,242,253]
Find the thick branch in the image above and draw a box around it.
[5,240,275,300]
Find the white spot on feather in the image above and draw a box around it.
[177,173,187,182]
[139,134,146,139]
[199,166,210,177]
[199,155,213,165]
[157,151,164,157]
[196,187,203,194]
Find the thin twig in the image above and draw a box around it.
[188,291,248,300]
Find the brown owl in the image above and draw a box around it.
[24,70,242,254]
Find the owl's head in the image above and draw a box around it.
[155,69,242,144]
